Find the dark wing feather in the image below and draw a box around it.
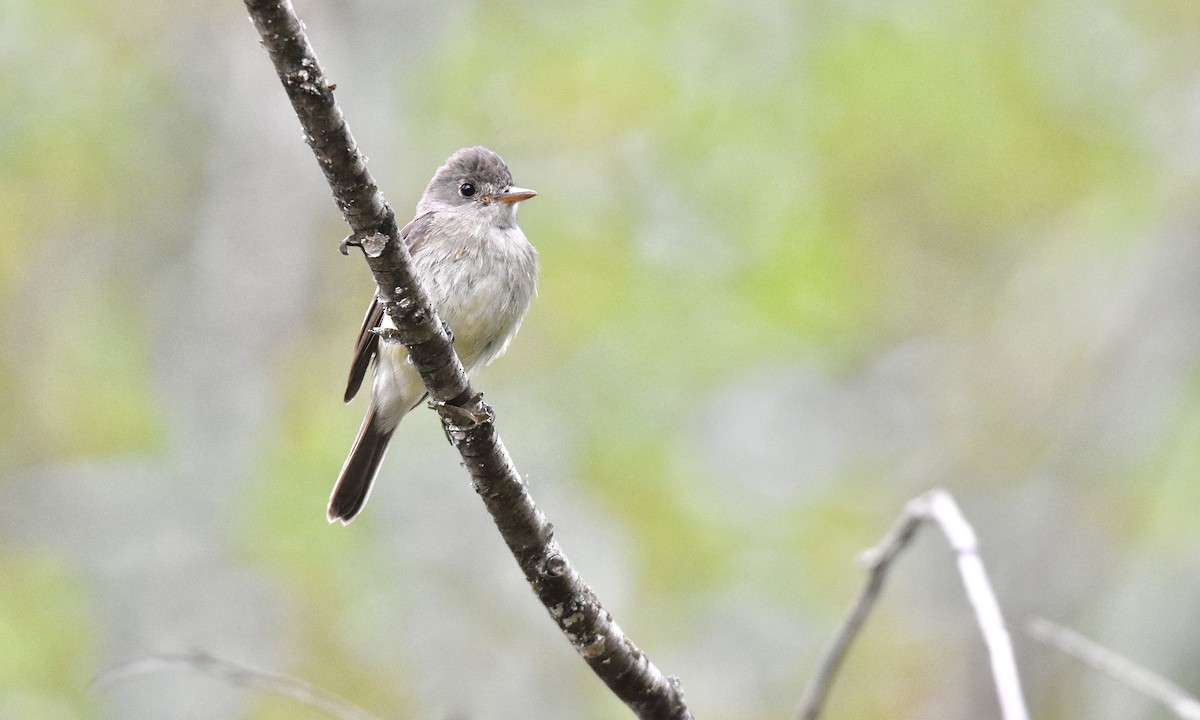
[343,295,383,403]
[342,212,438,403]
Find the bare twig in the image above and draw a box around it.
[93,651,381,720]
[1029,617,1200,720]
[797,489,1030,720]
[241,1,690,717]
[925,491,1028,720]
[795,495,924,720]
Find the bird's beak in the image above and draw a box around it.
[485,187,537,204]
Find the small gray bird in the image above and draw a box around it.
[329,146,539,524]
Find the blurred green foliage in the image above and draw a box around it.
[2,0,1199,718]
[0,553,96,718]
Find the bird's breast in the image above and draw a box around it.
[413,222,538,372]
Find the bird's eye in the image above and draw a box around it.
[459,182,476,197]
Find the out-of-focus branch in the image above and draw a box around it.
[926,491,1028,720]
[1029,617,1200,720]
[94,652,381,720]
[795,493,923,720]
[241,1,691,717]
[797,489,1030,720]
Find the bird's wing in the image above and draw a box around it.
[343,294,383,403]
[343,212,436,403]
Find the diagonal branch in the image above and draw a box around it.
[797,489,1029,720]
[242,1,691,718]
[1029,617,1200,720]
[94,652,382,720]
[795,496,923,720]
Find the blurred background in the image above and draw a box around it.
[2,0,1199,718]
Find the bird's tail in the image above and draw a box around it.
[328,401,395,524]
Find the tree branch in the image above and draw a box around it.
[94,652,382,720]
[242,1,691,717]
[797,489,1030,720]
[1028,617,1200,720]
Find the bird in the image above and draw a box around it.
[328,146,539,524]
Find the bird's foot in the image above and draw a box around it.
[371,327,403,344]
[339,231,389,258]
[431,393,493,435]
[338,234,361,256]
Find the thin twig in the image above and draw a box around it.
[924,491,1029,720]
[242,1,690,717]
[1029,617,1200,720]
[797,489,1030,720]
[795,498,924,720]
[93,651,382,720]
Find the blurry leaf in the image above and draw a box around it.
[583,441,739,595]
[0,552,96,716]
[1126,374,1200,548]
[7,290,162,462]
[807,21,1146,234]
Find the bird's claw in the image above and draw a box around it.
[430,393,493,434]
[371,327,402,344]
[338,234,362,256]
